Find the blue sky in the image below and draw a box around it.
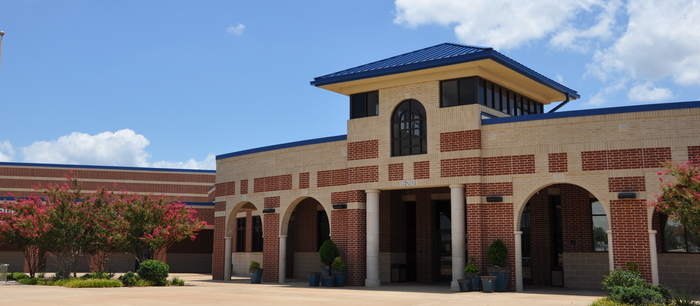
[1,0,699,170]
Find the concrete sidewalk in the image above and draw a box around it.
[0,273,604,305]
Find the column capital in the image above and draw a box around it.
[365,189,380,194]
[449,184,465,189]
[648,230,657,235]
[279,234,288,238]
[224,236,233,240]
[514,231,523,235]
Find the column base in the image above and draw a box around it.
[365,278,381,287]
[451,281,460,291]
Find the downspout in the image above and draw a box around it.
[548,93,570,113]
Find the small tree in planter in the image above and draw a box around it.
[249,261,263,284]
[319,239,339,286]
[463,256,481,291]
[332,256,347,287]
[486,239,509,291]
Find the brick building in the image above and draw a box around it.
[0,162,216,273]
[213,43,700,291]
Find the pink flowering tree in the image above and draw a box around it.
[0,194,51,277]
[117,194,207,263]
[651,159,700,234]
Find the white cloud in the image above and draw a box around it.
[627,82,674,102]
[549,0,622,52]
[226,23,246,36]
[22,129,151,167]
[588,0,700,85]
[14,129,215,170]
[151,154,216,170]
[393,0,616,50]
[0,140,15,162]
[587,79,627,106]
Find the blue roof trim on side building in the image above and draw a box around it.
[0,162,215,173]
[311,43,579,99]
[0,196,214,207]
[217,135,348,160]
[482,101,700,125]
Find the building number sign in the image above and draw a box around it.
[401,180,417,187]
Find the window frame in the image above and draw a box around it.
[660,214,700,254]
[591,199,609,252]
[350,91,379,119]
[235,217,246,252]
[391,99,427,157]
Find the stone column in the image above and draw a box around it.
[515,231,523,292]
[607,230,614,270]
[279,234,287,283]
[450,184,466,291]
[649,230,659,285]
[224,236,232,280]
[365,189,381,287]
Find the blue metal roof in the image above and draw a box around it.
[311,43,579,99]
[481,101,700,125]
[0,161,215,173]
[216,135,347,160]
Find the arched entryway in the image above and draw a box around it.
[517,183,610,289]
[224,201,262,279]
[280,197,330,280]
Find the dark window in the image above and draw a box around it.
[350,91,379,119]
[591,199,609,251]
[392,99,427,156]
[252,216,263,252]
[317,210,330,249]
[440,77,477,107]
[661,214,700,253]
[235,217,246,252]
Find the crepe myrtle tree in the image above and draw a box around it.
[651,159,700,234]
[116,193,207,263]
[0,194,51,277]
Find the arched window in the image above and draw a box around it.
[392,99,427,156]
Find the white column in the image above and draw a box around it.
[607,230,614,271]
[279,234,287,284]
[450,184,465,291]
[224,236,232,280]
[365,189,381,287]
[515,231,523,292]
[649,230,659,285]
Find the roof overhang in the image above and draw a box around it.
[311,50,579,104]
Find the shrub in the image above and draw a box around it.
[602,268,647,291]
[18,277,44,285]
[63,278,122,288]
[8,272,29,280]
[137,260,169,286]
[319,239,340,275]
[464,256,480,274]
[331,256,346,272]
[608,285,665,305]
[119,271,140,287]
[170,277,185,286]
[134,279,153,287]
[590,297,634,306]
[81,271,114,280]
[249,261,261,270]
[486,239,508,267]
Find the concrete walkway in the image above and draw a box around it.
[0,273,604,305]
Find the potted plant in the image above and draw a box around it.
[319,239,339,287]
[249,261,263,284]
[308,271,321,287]
[486,239,509,291]
[332,256,346,287]
[463,256,481,291]
[481,275,497,293]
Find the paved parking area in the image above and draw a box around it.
[0,274,603,305]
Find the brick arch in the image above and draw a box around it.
[279,196,330,236]
[514,181,608,230]
[225,201,261,237]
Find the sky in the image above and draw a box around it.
[1,0,699,170]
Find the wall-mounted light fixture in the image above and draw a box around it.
[486,196,503,203]
[617,192,636,199]
[262,208,276,213]
[332,203,347,209]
